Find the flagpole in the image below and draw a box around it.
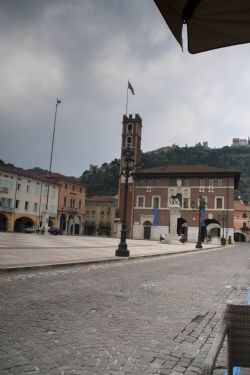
[49,98,61,174]
[125,80,129,116]
[43,98,61,233]
[46,98,60,209]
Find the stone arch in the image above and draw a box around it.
[177,217,188,239]
[205,219,220,242]
[59,213,67,234]
[14,217,34,233]
[67,215,75,235]
[234,231,247,243]
[74,215,81,235]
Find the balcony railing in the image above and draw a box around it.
[0,205,14,212]
[0,187,9,193]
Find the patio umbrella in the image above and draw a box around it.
[154,0,250,53]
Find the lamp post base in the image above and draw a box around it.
[115,242,130,257]
[42,210,50,235]
[196,242,202,249]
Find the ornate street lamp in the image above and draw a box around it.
[195,184,214,249]
[115,148,136,257]
[219,212,228,245]
[196,186,206,249]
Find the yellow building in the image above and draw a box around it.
[46,173,86,235]
[84,195,118,236]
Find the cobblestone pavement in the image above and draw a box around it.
[0,244,250,375]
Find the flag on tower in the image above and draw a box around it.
[128,80,135,95]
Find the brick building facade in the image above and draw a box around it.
[131,165,239,242]
[118,114,240,243]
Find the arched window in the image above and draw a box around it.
[127,136,132,147]
[127,123,133,134]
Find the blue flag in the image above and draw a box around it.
[153,208,159,225]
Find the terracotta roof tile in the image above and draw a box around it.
[234,200,250,211]
[136,164,240,188]
[141,164,240,174]
[45,173,85,186]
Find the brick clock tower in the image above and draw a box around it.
[118,114,142,239]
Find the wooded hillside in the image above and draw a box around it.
[80,145,250,202]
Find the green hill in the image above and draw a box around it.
[80,145,250,202]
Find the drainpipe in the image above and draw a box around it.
[226,177,229,239]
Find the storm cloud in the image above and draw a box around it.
[1,0,250,176]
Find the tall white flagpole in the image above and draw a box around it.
[43,98,61,234]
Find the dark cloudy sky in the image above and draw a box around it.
[1,0,250,177]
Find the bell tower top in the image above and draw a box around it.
[121,114,142,169]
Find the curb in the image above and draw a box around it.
[0,245,225,273]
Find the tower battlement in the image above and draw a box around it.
[123,114,142,124]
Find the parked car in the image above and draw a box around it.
[48,227,62,236]
[24,226,44,234]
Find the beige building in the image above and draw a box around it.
[45,173,86,235]
[84,195,118,236]
[0,164,59,232]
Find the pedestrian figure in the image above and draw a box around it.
[179,234,185,244]
[160,233,165,242]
